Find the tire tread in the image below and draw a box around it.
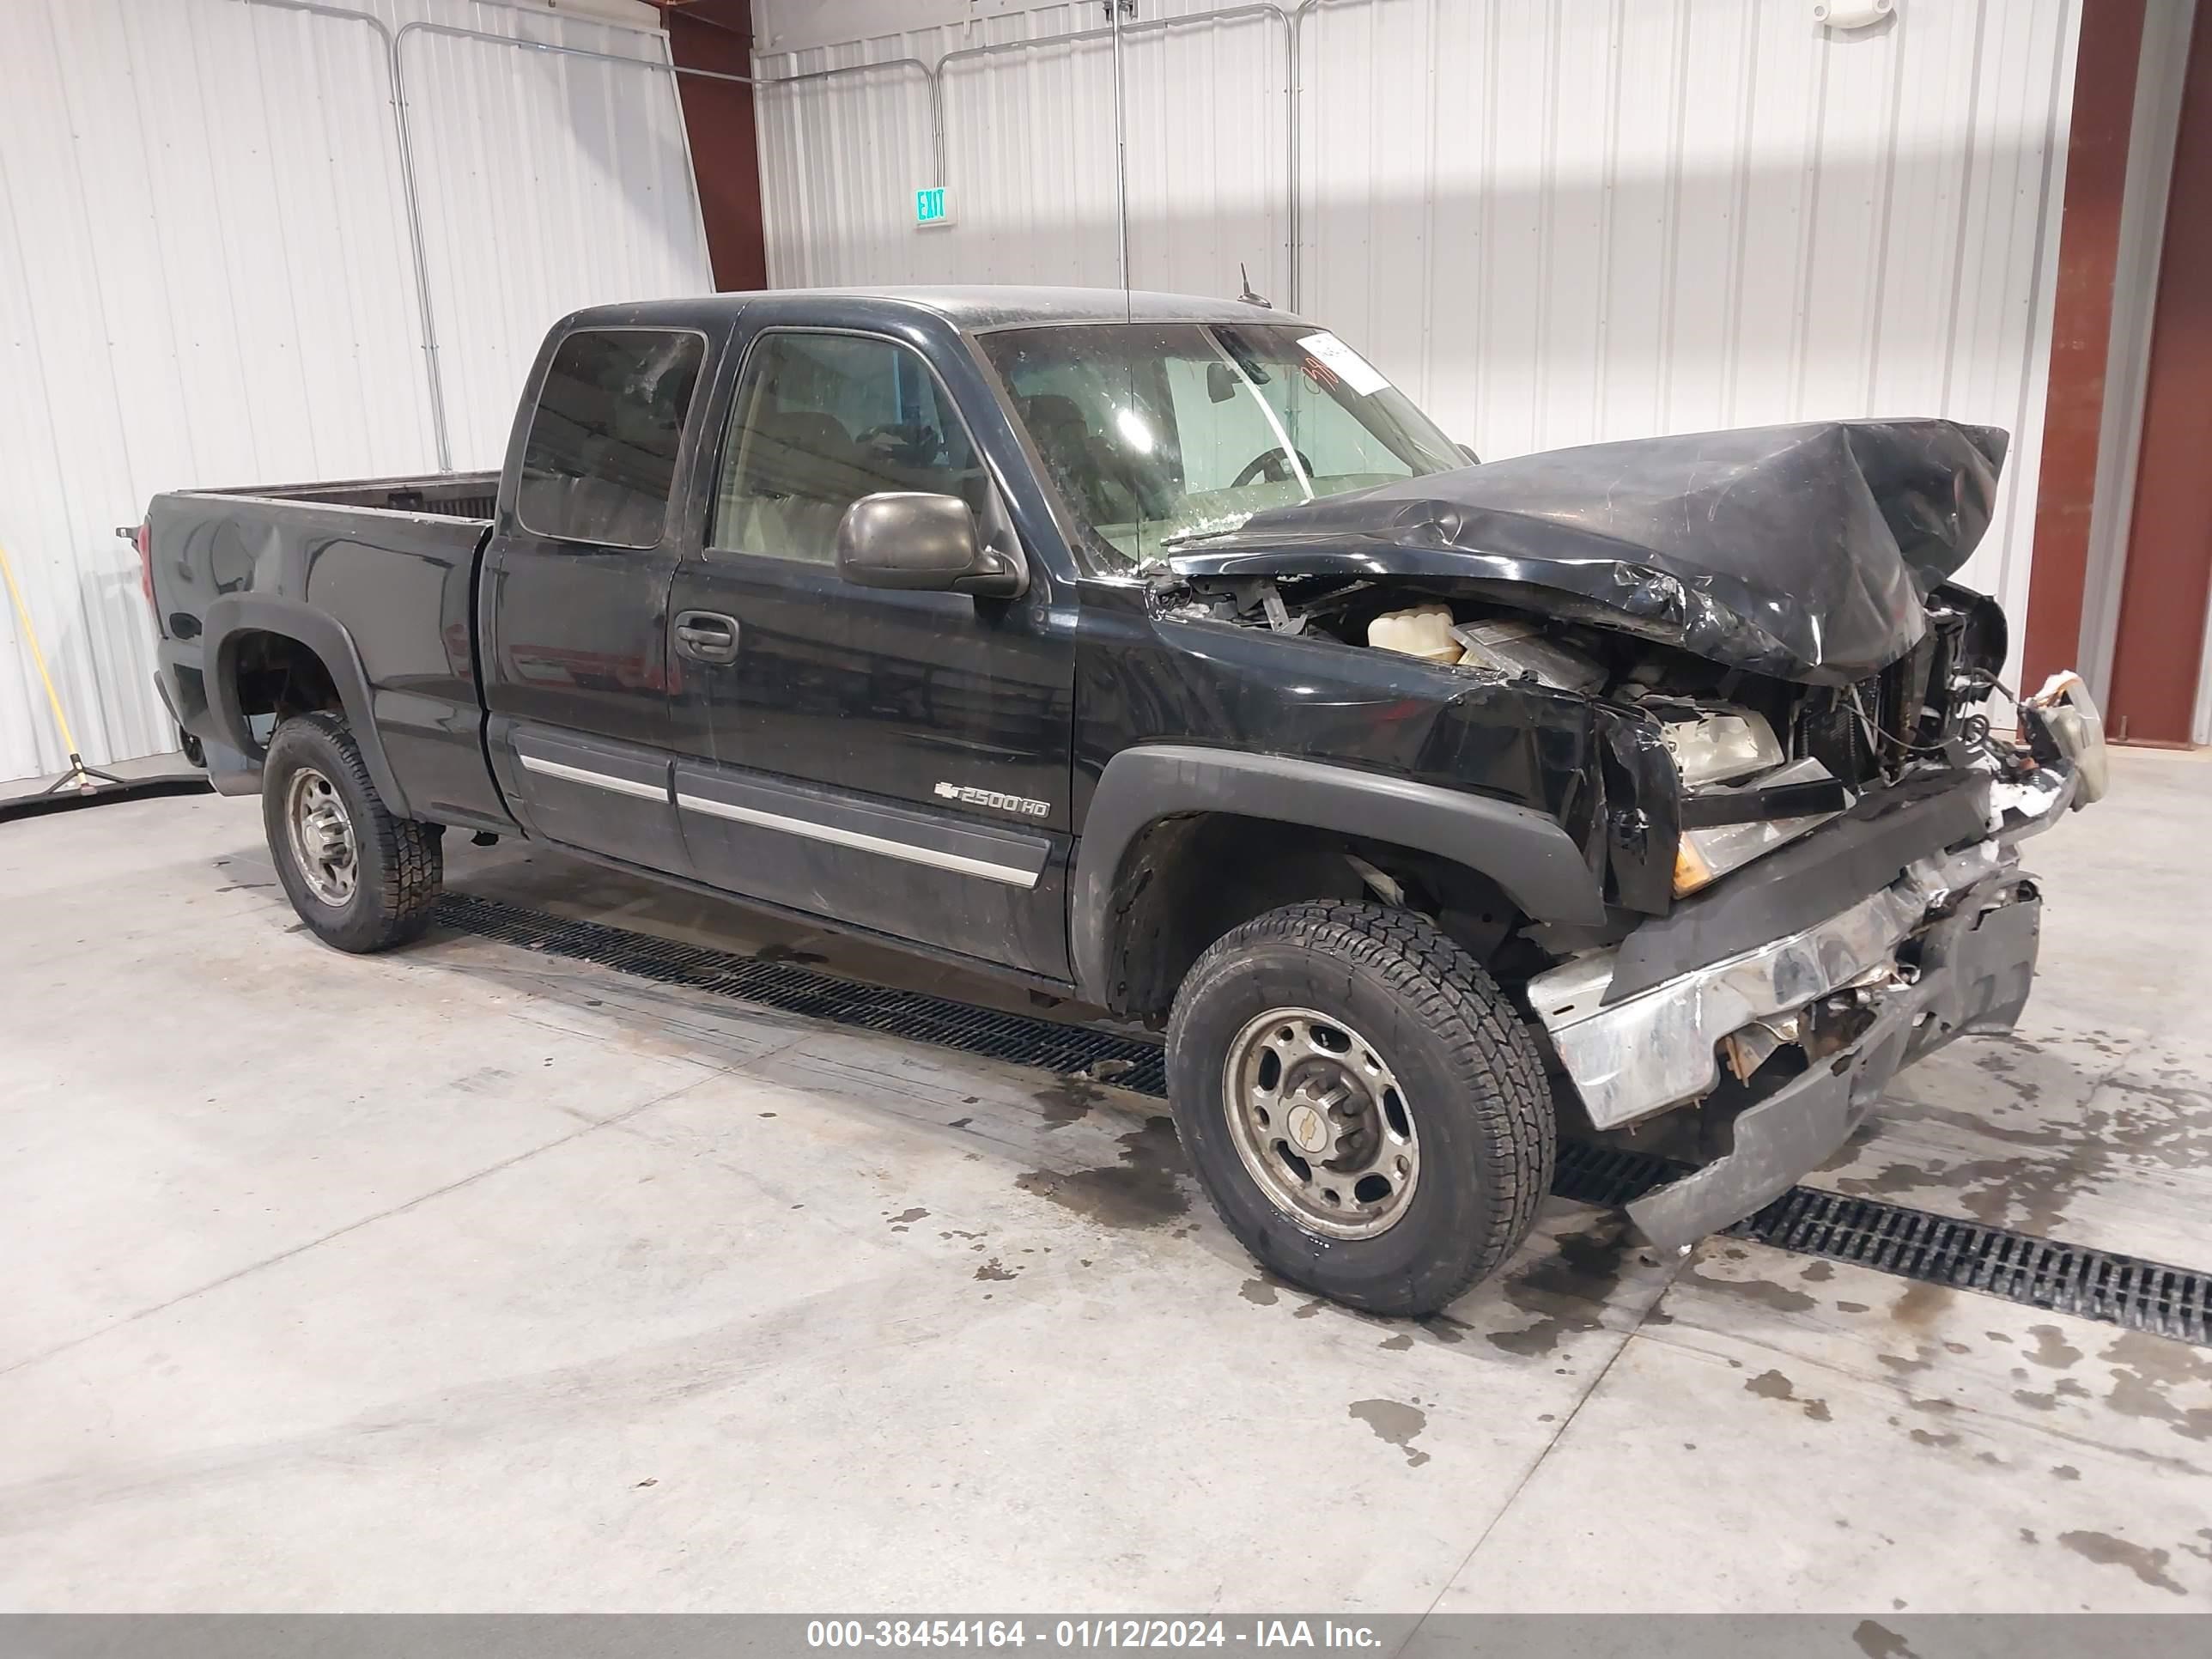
[1169,900,1553,1313]
[266,711,441,951]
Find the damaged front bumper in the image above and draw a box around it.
[1528,686,2101,1251]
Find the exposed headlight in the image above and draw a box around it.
[1672,758,1844,896]
[1659,708,1784,790]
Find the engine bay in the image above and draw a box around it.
[1157,567,2045,909]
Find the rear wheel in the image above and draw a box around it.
[1166,901,1553,1316]
[261,712,441,952]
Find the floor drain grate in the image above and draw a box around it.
[434,891,1168,1095]
[435,890,2211,1346]
[1723,1188,2210,1344]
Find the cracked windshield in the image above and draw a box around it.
[978,320,1465,569]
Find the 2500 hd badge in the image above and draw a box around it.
[935,781,1052,817]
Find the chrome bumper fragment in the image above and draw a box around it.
[1530,840,2024,1133]
[1623,872,2041,1249]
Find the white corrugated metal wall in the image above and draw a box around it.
[0,0,711,785]
[754,0,2082,690]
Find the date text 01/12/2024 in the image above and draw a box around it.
[805,1620,1383,1649]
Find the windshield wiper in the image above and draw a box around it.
[1157,526,1246,550]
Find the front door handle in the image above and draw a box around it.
[673,610,739,665]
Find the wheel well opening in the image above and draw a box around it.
[1100,811,1523,1020]
[227,629,342,744]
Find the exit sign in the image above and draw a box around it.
[915,185,954,229]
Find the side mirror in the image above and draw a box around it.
[835,491,1026,599]
[1457,442,1481,465]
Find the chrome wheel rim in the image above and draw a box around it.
[1222,1007,1419,1239]
[284,766,358,906]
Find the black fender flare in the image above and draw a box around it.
[202,593,415,820]
[1068,744,1606,1006]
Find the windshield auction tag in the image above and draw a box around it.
[1297,331,1390,397]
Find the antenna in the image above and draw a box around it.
[1237,263,1272,309]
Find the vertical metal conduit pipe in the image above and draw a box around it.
[927,3,1294,303]
[225,0,454,469]
[236,0,918,472]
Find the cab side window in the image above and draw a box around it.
[711,331,990,566]
[516,328,706,549]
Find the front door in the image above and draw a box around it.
[482,325,708,874]
[665,325,1076,979]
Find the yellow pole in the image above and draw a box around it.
[0,536,88,769]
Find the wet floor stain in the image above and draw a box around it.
[2012,1378,2092,1412]
[2027,1325,2084,1370]
[886,1207,928,1228]
[2052,1464,2081,1480]
[1239,1278,1279,1307]
[1745,1368,1832,1422]
[1032,1075,1107,1131]
[974,1258,1018,1282]
[1890,1282,1951,1328]
[1015,1114,1189,1228]
[1378,1333,1413,1352]
[1348,1399,1431,1468]
[2057,1530,2187,1596]
[1851,1620,1919,1659]
[1680,1255,1817,1315]
[1802,1261,1835,1283]
[2099,1330,2212,1443]
[1830,1034,2212,1237]
[1486,1217,1635,1358]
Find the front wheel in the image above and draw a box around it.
[1166,901,1554,1316]
[261,712,442,952]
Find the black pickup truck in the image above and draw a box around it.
[141,287,2106,1316]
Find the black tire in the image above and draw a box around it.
[1165,900,1553,1316]
[261,711,442,952]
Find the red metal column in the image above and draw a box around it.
[2022,0,2147,688]
[2106,3,2212,744]
[658,0,769,292]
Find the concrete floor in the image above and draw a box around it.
[2,748,2209,1613]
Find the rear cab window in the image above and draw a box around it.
[516,328,708,548]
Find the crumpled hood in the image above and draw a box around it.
[1163,419,2008,684]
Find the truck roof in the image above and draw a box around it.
[563,285,1307,333]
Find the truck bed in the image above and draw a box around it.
[191,471,501,521]
[146,476,505,831]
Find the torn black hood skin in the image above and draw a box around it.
[1163,419,2008,686]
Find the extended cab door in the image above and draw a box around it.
[665,319,1077,980]
[481,325,709,874]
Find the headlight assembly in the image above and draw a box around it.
[1658,708,1784,790]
